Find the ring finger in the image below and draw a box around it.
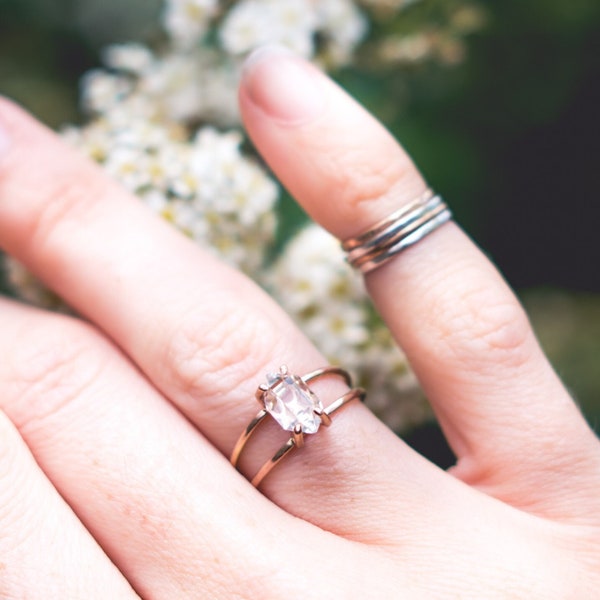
[0,98,452,543]
[0,298,328,598]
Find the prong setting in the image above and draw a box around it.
[261,369,324,434]
[293,424,305,448]
[255,383,269,405]
[231,365,361,488]
[314,408,332,427]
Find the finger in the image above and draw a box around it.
[0,298,333,595]
[0,97,450,538]
[237,48,600,511]
[0,409,136,599]
[0,391,581,600]
[0,298,428,597]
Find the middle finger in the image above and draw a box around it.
[0,99,448,540]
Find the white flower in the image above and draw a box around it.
[193,127,243,164]
[81,70,132,114]
[140,189,170,215]
[269,224,366,311]
[219,0,367,65]
[302,305,370,354]
[103,146,151,192]
[269,224,370,363]
[196,59,241,125]
[140,50,239,125]
[141,53,206,122]
[230,162,279,227]
[220,0,317,57]
[220,0,272,55]
[270,0,318,56]
[102,43,154,75]
[163,0,219,47]
[317,0,368,65]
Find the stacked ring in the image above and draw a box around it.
[343,188,452,274]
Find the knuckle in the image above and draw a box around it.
[27,165,111,252]
[472,300,532,362]
[332,149,408,207]
[161,300,283,417]
[436,283,536,374]
[316,133,423,221]
[7,316,108,432]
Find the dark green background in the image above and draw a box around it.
[1,0,599,463]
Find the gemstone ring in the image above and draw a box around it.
[230,365,365,488]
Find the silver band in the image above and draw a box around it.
[342,189,452,274]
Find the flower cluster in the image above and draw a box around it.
[4,0,483,432]
[164,0,368,67]
[61,109,277,274]
[163,0,220,48]
[268,224,430,429]
[368,2,487,67]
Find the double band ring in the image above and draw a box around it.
[231,365,365,488]
[343,188,452,274]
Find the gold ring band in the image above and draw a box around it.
[230,365,365,488]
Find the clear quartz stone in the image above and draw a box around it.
[263,372,324,434]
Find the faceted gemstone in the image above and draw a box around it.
[263,372,324,434]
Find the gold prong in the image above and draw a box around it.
[237,367,364,488]
[255,383,269,404]
[315,408,332,427]
[293,424,304,448]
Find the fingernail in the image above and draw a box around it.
[242,44,326,124]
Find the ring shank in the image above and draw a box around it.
[343,189,452,275]
[250,387,365,488]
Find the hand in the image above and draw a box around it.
[0,47,598,599]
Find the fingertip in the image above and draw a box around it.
[239,45,327,126]
[238,51,426,241]
[241,43,296,79]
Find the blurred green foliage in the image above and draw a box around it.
[524,290,600,428]
[0,0,161,125]
[0,0,599,431]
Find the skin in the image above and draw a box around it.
[0,46,598,598]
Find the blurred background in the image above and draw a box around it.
[1,0,598,464]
